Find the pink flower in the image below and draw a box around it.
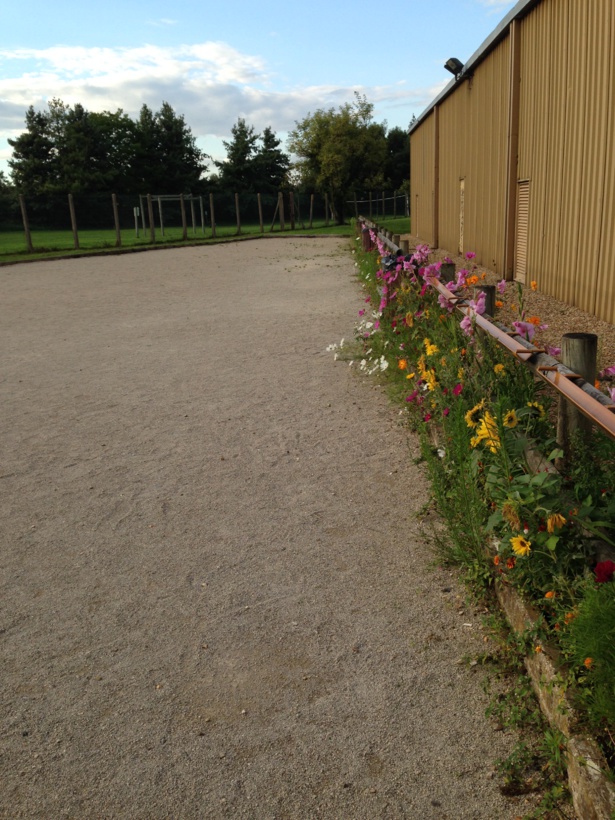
[599,365,615,379]
[443,408,450,417]
[423,413,432,422]
[595,560,615,583]
[358,309,365,316]
[512,320,536,341]
[406,390,419,402]
[460,314,474,337]
[609,387,615,402]
[547,346,561,357]
[496,279,507,294]
[373,320,380,330]
[453,383,463,396]
[469,291,486,315]
[364,296,371,303]
[465,251,476,260]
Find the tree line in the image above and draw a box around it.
[1,93,411,225]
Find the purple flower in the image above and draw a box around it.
[460,314,474,337]
[599,365,615,379]
[547,346,561,357]
[512,320,536,341]
[468,291,486,315]
[496,279,507,294]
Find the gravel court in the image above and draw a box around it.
[1,238,526,818]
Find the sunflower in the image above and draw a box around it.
[503,409,518,428]
[465,399,486,429]
[510,535,532,557]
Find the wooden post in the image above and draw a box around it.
[382,190,385,218]
[369,191,373,219]
[393,192,397,218]
[179,194,187,240]
[139,195,146,233]
[18,195,33,253]
[278,192,285,231]
[257,193,264,233]
[401,239,410,255]
[147,194,155,243]
[353,192,358,218]
[557,333,598,461]
[324,193,329,227]
[393,233,400,247]
[209,193,216,238]
[158,196,165,236]
[473,284,496,316]
[289,191,295,230]
[199,196,205,235]
[112,194,121,247]
[440,262,455,283]
[235,193,241,235]
[309,194,314,229]
[68,193,80,249]
[190,197,196,235]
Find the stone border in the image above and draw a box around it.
[495,582,615,820]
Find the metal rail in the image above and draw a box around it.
[365,222,615,440]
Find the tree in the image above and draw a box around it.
[8,99,206,195]
[384,126,410,192]
[215,118,260,192]
[288,94,387,223]
[252,127,290,195]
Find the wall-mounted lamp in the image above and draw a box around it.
[444,57,465,79]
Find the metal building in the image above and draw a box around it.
[409,0,615,323]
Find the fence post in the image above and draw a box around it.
[557,333,598,463]
[289,191,295,230]
[309,194,314,229]
[180,194,187,240]
[235,193,242,235]
[147,194,155,243]
[67,194,80,250]
[112,194,121,247]
[190,197,196,235]
[209,193,216,238]
[18,195,34,253]
[369,191,373,219]
[324,193,329,227]
[278,192,285,231]
[257,193,264,233]
[158,196,165,236]
[199,196,205,235]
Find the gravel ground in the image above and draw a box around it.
[1,237,541,818]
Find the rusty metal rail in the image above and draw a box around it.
[364,221,615,440]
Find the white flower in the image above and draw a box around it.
[339,338,345,348]
[380,356,389,371]
[437,448,446,459]
[325,343,337,352]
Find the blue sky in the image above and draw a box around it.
[0,0,516,178]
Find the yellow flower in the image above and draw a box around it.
[510,535,532,557]
[527,401,546,418]
[424,338,439,357]
[547,513,567,533]
[465,400,485,429]
[476,411,500,452]
[494,363,505,376]
[405,312,414,328]
[530,280,538,291]
[457,367,465,381]
[503,409,518,428]
[406,372,415,380]
[398,359,408,371]
[425,370,438,391]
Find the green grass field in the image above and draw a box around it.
[0,221,353,264]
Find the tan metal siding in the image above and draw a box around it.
[518,0,615,321]
[409,114,435,245]
[437,37,510,273]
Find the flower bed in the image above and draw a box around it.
[341,226,615,815]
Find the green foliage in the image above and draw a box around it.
[349,227,615,754]
[8,99,206,196]
[214,119,290,195]
[289,94,388,223]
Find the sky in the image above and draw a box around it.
[0,0,518,179]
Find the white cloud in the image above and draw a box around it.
[0,41,436,174]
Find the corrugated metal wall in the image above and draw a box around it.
[517,0,615,320]
[410,0,615,323]
[409,113,435,245]
[438,37,510,272]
